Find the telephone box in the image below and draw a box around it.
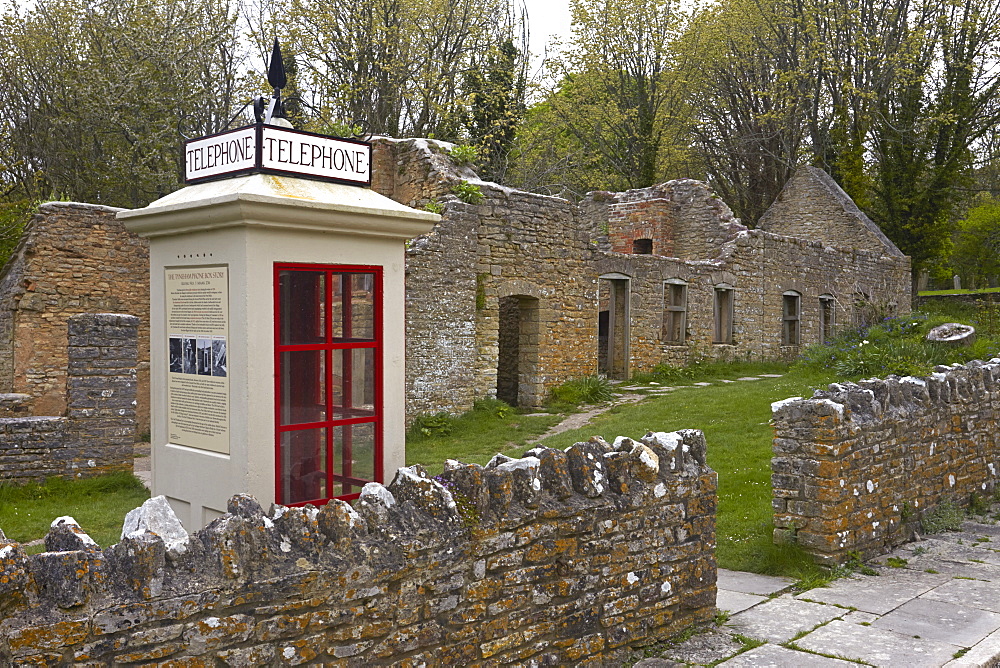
[119,128,437,529]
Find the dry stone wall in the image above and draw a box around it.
[0,202,150,434]
[0,430,717,666]
[0,313,138,485]
[771,359,1000,565]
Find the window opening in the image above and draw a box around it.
[714,285,733,344]
[662,280,686,343]
[632,238,653,254]
[782,291,801,345]
[274,263,382,506]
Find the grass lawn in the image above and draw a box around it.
[537,367,836,577]
[0,472,150,553]
[407,363,839,579]
[919,287,1000,296]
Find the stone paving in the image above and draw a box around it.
[636,515,1000,667]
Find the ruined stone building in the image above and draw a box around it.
[370,140,911,418]
[0,203,150,432]
[0,141,909,431]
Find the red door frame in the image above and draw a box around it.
[273,262,383,505]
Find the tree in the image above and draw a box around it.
[464,38,527,183]
[953,197,1000,289]
[0,0,247,208]
[288,0,525,140]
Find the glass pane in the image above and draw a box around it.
[334,422,376,491]
[330,274,344,339]
[332,348,376,418]
[349,273,375,339]
[279,428,327,504]
[278,271,325,345]
[280,350,326,425]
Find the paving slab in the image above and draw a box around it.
[718,569,794,596]
[759,374,785,377]
[794,619,962,667]
[661,629,743,666]
[797,570,951,615]
[943,625,1000,668]
[841,610,878,625]
[727,596,844,643]
[693,382,713,386]
[717,643,864,667]
[873,597,1000,647]
[717,589,766,614]
[921,577,1000,613]
[736,376,761,381]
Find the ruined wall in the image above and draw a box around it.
[771,359,1000,565]
[0,313,137,485]
[602,229,911,370]
[607,181,746,260]
[387,144,913,417]
[0,430,717,666]
[758,167,905,258]
[0,202,150,434]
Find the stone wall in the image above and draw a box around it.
[376,141,912,419]
[0,202,150,434]
[758,167,905,258]
[0,313,137,485]
[771,359,1000,565]
[0,430,717,665]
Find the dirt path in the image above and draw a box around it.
[528,393,646,444]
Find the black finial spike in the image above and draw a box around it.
[268,38,287,92]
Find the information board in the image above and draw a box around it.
[166,266,230,454]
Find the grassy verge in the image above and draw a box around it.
[406,399,564,474]
[919,287,1000,296]
[0,472,150,552]
[537,366,836,577]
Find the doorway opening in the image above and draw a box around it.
[497,295,540,407]
[598,275,630,379]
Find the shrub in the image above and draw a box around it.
[452,180,485,205]
[547,375,615,408]
[409,411,453,438]
[447,144,478,166]
[922,502,965,534]
[424,200,444,214]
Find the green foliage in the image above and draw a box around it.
[885,556,908,568]
[952,197,1000,290]
[475,272,488,310]
[844,551,879,576]
[409,411,453,438]
[406,400,562,474]
[922,502,966,534]
[463,39,525,182]
[0,200,34,269]
[546,375,615,409]
[447,144,479,166]
[0,472,150,549]
[0,0,247,207]
[795,307,1000,379]
[452,180,485,204]
[424,200,444,214]
[320,120,364,139]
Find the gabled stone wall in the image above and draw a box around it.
[771,359,1000,565]
[0,430,717,665]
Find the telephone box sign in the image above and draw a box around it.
[184,124,371,187]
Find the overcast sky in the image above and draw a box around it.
[522,0,573,70]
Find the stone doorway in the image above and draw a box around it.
[497,295,540,407]
[598,275,630,380]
